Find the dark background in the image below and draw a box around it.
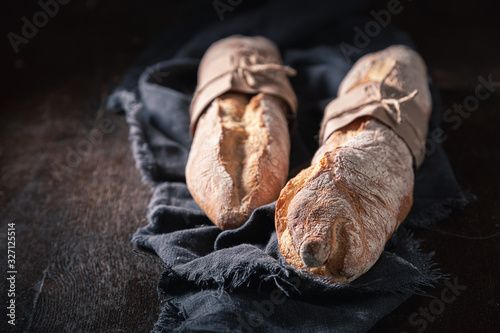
[1,0,499,332]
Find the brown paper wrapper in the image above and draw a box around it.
[190,35,297,137]
[320,71,429,168]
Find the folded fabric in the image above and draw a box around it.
[107,1,473,331]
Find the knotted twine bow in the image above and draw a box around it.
[371,65,419,124]
[323,65,419,130]
[229,50,297,88]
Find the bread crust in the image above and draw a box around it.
[187,92,290,230]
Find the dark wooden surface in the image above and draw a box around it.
[1,1,499,332]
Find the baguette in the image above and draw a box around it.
[187,92,290,229]
[276,46,431,283]
[187,36,297,230]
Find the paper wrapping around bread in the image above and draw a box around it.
[320,51,430,167]
[190,35,298,137]
[187,36,296,230]
[276,45,431,283]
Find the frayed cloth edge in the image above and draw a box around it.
[405,191,476,228]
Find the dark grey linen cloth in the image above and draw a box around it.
[107,1,473,331]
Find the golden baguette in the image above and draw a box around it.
[187,92,290,230]
[276,45,431,283]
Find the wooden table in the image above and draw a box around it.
[1,1,498,332]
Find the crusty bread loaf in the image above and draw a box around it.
[276,46,431,283]
[187,92,290,230]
